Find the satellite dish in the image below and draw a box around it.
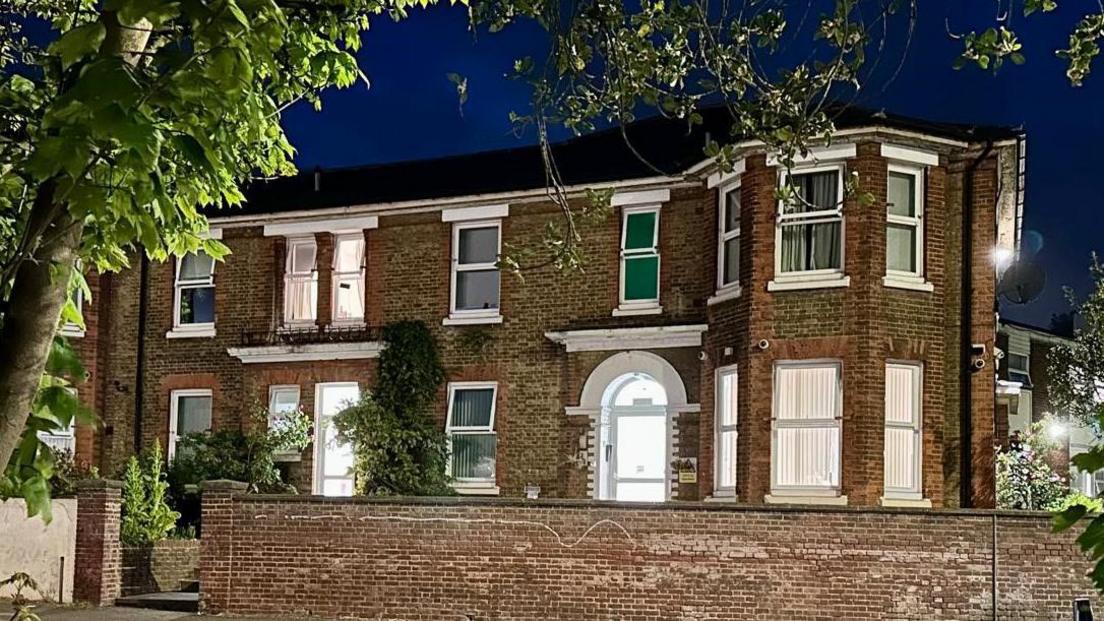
[998,260,1046,304]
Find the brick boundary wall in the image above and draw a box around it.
[73,480,123,606]
[200,482,1100,620]
[122,539,200,596]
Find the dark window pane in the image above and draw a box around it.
[180,286,215,324]
[786,171,839,213]
[451,433,496,480]
[624,256,659,300]
[456,270,499,310]
[450,388,495,427]
[624,212,657,250]
[458,227,499,264]
[781,222,841,272]
[723,237,740,285]
[724,188,741,232]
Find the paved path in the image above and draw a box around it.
[29,604,325,621]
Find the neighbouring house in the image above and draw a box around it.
[62,105,1026,508]
[997,317,1102,496]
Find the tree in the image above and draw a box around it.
[3,0,1103,518]
[997,421,1073,511]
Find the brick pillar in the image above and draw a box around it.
[74,479,123,606]
[199,480,247,615]
[315,233,334,327]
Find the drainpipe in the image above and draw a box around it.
[133,253,149,455]
[960,138,994,509]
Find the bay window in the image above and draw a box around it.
[714,366,738,497]
[171,251,215,335]
[885,165,927,288]
[618,206,661,313]
[884,363,923,501]
[771,166,847,290]
[449,222,501,322]
[331,233,366,324]
[446,382,498,493]
[284,237,318,325]
[770,362,842,498]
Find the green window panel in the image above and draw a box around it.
[624,211,657,250]
[624,255,659,300]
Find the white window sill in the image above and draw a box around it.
[707,285,742,306]
[612,304,662,317]
[452,484,500,496]
[880,496,932,508]
[279,322,318,332]
[764,493,848,506]
[443,313,503,326]
[330,320,367,328]
[59,326,86,339]
[767,275,850,292]
[704,493,740,503]
[883,276,934,292]
[166,325,216,339]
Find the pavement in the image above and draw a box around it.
[25,603,325,621]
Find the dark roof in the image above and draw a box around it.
[219,105,1021,218]
[1000,317,1074,340]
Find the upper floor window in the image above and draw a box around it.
[770,361,842,499]
[716,185,741,297]
[284,237,318,325]
[331,234,366,324]
[617,206,661,314]
[169,389,213,461]
[446,382,498,493]
[714,366,738,498]
[448,222,501,323]
[885,165,929,290]
[171,251,215,336]
[770,166,849,292]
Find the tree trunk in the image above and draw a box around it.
[0,185,83,475]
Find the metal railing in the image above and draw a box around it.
[238,324,382,347]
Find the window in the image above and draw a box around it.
[773,166,846,289]
[716,185,741,294]
[284,237,318,325]
[446,383,498,491]
[449,222,500,321]
[169,389,213,461]
[314,382,359,496]
[886,165,925,282]
[60,275,85,338]
[331,234,365,324]
[618,206,661,312]
[1007,352,1032,388]
[268,385,300,428]
[771,362,842,495]
[714,366,738,497]
[173,251,215,331]
[884,363,923,500]
[38,389,77,453]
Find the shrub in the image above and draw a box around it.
[46,448,99,498]
[997,420,1076,511]
[120,441,179,546]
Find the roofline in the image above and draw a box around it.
[999,317,1072,343]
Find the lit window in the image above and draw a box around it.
[714,366,738,497]
[314,382,359,496]
[717,185,741,292]
[331,234,365,323]
[450,222,500,320]
[284,237,318,325]
[884,363,923,500]
[619,206,660,310]
[446,383,498,491]
[169,389,213,461]
[173,251,215,329]
[777,167,844,276]
[886,166,925,280]
[772,362,842,495]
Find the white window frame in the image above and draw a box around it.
[283,236,318,327]
[168,388,213,461]
[168,252,216,338]
[710,182,742,305]
[713,365,739,498]
[312,381,359,496]
[883,362,923,501]
[446,220,502,325]
[445,381,499,494]
[37,388,77,453]
[330,233,366,325]
[884,163,930,291]
[769,360,843,498]
[768,163,850,292]
[267,384,301,428]
[615,204,662,316]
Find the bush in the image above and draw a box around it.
[997,420,1077,511]
[121,441,179,546]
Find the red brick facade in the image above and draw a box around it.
[73,480,123,606]
[69,129,1020,509]
[199,490,1098,619]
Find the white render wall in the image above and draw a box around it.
[0,498,77,603]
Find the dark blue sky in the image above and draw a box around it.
[282,2,1103,328]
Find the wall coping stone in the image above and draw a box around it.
[233,492,1061,520]
[201,480,249,492]
[75,479,124,491]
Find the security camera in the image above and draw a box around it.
[972,358,986,371]
[698,351,708,361]
[757,339,770,351]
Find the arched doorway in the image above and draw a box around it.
[598,373,669,502]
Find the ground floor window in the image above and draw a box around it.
[714,366,738,497]
[771,361,842,495]
[884,362,923,499]
[446,382,498,490]
[313,382,359,496]
[169,389,213,461]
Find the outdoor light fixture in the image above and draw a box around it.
[1074,597,1094,621]
[1046,417,1068,442]
[992,246,1014,268]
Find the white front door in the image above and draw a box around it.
[608,406,668,502]
[314,382,359,496]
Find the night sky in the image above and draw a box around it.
[281,2,1104,329]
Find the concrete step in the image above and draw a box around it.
[115,591,199,613]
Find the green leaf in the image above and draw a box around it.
[1054,503,1088,532]
[50,22,106,69]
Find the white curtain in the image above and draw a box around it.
[884,365,920,494]
[774,365,840,489]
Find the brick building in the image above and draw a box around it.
[65,106,1025,509]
